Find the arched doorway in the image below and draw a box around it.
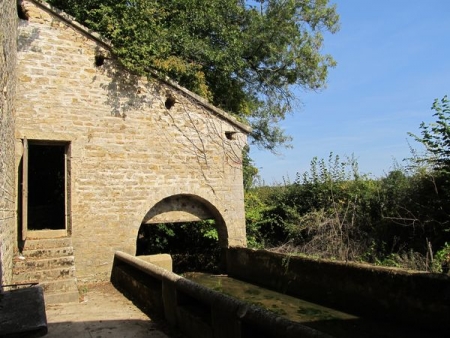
[136,194,228,273]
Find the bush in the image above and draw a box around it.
[136,220,221,273]
[246,152,450,272]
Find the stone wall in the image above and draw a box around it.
[0,0,18,287]
[111,251,329,338]
[226,248,450,335]
[16,0,249,282]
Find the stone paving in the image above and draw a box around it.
[44,283,181,338]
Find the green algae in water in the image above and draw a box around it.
[271,304,287,316]
[244,288,261,295]
[183,272,356,324]
[182,272,441,338]
[297,307,335,321]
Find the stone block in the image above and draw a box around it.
[138,254,173,272]
[0,285,48,337]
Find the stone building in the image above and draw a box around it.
[2,0,249,300]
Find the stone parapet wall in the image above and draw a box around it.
[16,1,248,282]
[0,0,18,287]
[226,247,450,335]
[111,251,329,338]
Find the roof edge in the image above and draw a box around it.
[29,0,252,134]
[158,74,252,133]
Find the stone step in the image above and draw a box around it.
[40,278,78,294]
[13,266,76,283]
[13,256,75,272]
[20,247,74,259]
[44,290,80,305]
[14,236,79,304]
[22,237,73,251]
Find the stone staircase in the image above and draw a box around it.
[12,237,79,304]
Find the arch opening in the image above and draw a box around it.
[136,194,228,274]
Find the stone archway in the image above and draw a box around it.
[136,194,228,273]
[139,194,228,247]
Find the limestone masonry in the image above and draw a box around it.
[0,0,18,287]
[2,0,250,284]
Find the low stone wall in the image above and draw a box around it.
[110,251,332,338]
[226,248,450,334]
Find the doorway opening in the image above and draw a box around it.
[28,143,66,230]
[19,140,71,238]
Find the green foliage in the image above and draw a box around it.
[242,146,259,191]
[247,154,374,253]
[137,220,221,273]
[245,151,450,272]
[243,95,450,271]
[244,189,271,248]
[432,242,450,273]
[377,168,450,252]
[409,95,450,172]
[46,0,339,150]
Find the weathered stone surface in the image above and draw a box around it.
[139,254,173,272]
[226,247,450,335]
[111,251,332,338]
[0,0,18,288]
[14,0,249,283]
[44,282,171,338]
[0,285,48,337]
[12,235,80,304]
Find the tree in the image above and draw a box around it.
[409,95,450,171]
[46,0,339,151]
[242,146,259,191]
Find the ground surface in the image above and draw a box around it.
[44,282,182,338]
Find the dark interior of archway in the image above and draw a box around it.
[136,220,222,274]
[28,144,65,230]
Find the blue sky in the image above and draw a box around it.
[250,0,450,184]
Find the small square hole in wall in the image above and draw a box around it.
[95,55,105,67]
[225,131,237,140]
[17,2,29,20]
[165,95,176,109]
